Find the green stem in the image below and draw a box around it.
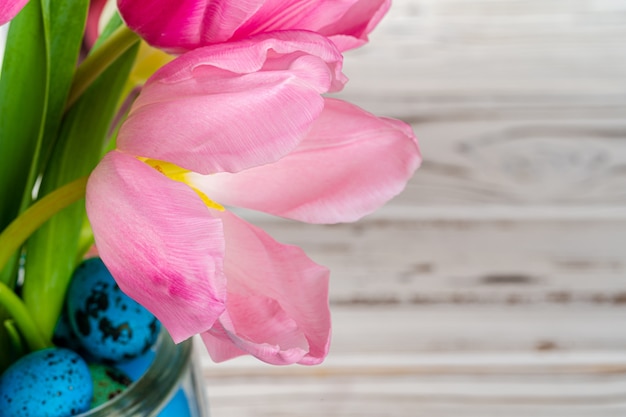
[0,176,88,273]
[0,282,50,350]
[66,25,140,110]
[4,319,26,355]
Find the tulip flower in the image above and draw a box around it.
[0,0,28,25]
[87,99,419,365]
[117,0,390,53]
[85,33,420,365]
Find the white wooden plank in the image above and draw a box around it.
[401,118,626,206]
[201,345,626,417]
[324,305,626,352]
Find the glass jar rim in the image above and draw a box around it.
[75,329,192,417]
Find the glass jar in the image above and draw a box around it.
[76,330,210,417]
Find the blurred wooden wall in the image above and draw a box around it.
[202,1,626,416]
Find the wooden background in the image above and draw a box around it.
[4,0,625,415]
[198,1,626,416]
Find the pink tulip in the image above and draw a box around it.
[0,0,29,25]
[86,32,420,364]
[87,97,419,365]
[117,0,390,53]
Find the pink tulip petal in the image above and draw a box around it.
[86,151,227,342]
[234,0,391,51]
[117,0,263,53]
[190,98,421,224]
[117,32,345,175]
[0,0,28,25]
[323,0,391,51]
[118,0,389,52]
[84,0,107,48]
[200,210,331,365]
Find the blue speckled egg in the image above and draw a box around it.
[67,258,161,363]
[0,347,92,417]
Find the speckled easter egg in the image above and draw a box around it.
[88,364,132,408]
[0,347,92,417]
[67,258,161,363]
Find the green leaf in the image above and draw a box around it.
[0,0,47,256]
[27,0,91,206]
[22,38,140,341]
[0,0,89,286]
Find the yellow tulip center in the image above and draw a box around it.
[140,158,224,211]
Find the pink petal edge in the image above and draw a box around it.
[200,210,331,365]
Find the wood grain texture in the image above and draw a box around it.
[203,0,626,415]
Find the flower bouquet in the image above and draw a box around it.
[0,0,420,415]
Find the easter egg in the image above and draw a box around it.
[88,364,132,408]
[0,347,92,417]
[67,258,161,363]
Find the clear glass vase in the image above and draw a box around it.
[76,329,210,417]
